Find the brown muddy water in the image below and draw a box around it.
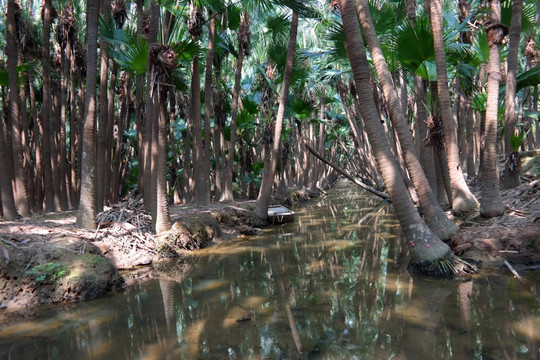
[1,182,539,359]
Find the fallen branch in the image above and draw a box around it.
[302,140,390,200]
[504,260,535,294]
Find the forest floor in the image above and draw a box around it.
[0,155,538,320]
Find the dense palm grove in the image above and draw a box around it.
[0,0,538,275]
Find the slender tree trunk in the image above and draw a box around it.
[29,71,44,212]
[58,43,70,210]
[256,11,299,221]
[201,13,216,204]
[502,0,523,189]
[222,13,249,202]
[69,41,78,209]
[41,0,56,212]
[143,0,159,213]
[430,0,479,214]
[76,0,100,230]
[479,1,506,218]
[7,0,30,217]
[135,0,146,203]
[191,57,204,205]
[96,0,110,213]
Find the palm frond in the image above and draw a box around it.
[99,14,133,46]
[110,37,148,75]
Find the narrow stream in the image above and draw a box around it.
[1,182,539,359]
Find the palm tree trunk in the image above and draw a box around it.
[355,0,458,239]
[201,13,216,205]
[221,16,248,202]
[153,85,172,233]
[339,0,474,276]
[430,0,479,214]
[256,11,299,221]
[143,0,159,214]
[502,0,523,189]
[41,0,56,213]
[7,0,30,217]
[479,0,506,218]
[0,110,19,219]
[96,2,109,213]
[76,0,100,229]
[191,57,204,205]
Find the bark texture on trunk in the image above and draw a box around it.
[7,0,30,217]
[76,0,100,229]
[479,0,506,218]
[41,0,56,212]
[502,0,523,189]
[430,0,479,214]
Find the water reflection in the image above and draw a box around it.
[0,182,539,359]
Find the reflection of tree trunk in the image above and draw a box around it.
[399,278,453,358]
[159,279,176,334]
[458,280,473,328]
[277,278,304,354]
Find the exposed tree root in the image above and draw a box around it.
[408,252,478,278]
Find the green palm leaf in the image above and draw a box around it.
[110,37,148,76]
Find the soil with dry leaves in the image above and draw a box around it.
[451,179,540,269]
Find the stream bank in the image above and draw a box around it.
[0,186,315,317]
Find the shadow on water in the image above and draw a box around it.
[1,182,539,359]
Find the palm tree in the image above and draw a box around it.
[256,10,299,221]
[76,0,100,230]
[354,0,458,240]
[479,0,506,218]
[430,0,479,214]
[149,44,175,233]
[7,0,31,217]
[338,0,474,276]
[502,0,523,189]
[221,11,251,202]
[187,1,206,205]
[144,0,160,215]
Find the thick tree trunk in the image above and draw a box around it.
[502,0,523,189]
[76,0,100,229]
[7,0,30,217]
[153,86,171,233]
[0,110,19,219]
[479,0,505,218]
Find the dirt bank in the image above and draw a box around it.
[0,183,317,317]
